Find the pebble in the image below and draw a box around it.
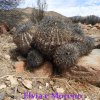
[88,24,92,28]
[6,88,15,97]
[39,86,42,90]
[17,56,26,61]
[53,85,59,90]
[46,83,49,88]
[85,97,90,100]
[4,80,11,87]
[17,86,27,93]
[22,80,32,89]
[0,84,6,90]
[91,27,97,30]
[7,75,18,86]
[0,92,5,100]
[4,97,11,100]
[56,88,65,93]
[4,54,10,60]
[50,81,54,85]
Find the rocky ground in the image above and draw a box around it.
[80,23,100,34]
[0,21,100,100]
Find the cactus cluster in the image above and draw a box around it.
[13,21,34,55]
[13,16,94,73]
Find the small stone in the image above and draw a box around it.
[4,97,11,100]
[53,86,58,90]
[46,83,49,88]
[6,88,15,97]
[0,84,6,90]
[39,86,42,90]
[22,80,32,89]
[4,80,11,87]
[56,88,65,93]
[88,24,92,28]
[15,61,25,73]
[85,97,90,100]
[17,77,23,82]
[37,79,44,84]
[91,27,97,30]
[17,86,27,93]
[17,56,26,61]
[50,81,54,85]
[4,55,10,60]
[0,92,5,100]
[7,75,18,86]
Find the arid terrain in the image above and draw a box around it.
[0,8,100,100]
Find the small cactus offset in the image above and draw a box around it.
[27,49,44,70]
[73,36,94,56]
[13,21,33,55]
[53,43,79,70]
[65,22,85,42]
[13,16,95,73]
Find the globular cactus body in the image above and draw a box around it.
[13,21,33,55]
[73,36,94,56]
[31,16,85,57]
[27,49,44,70]
[53,43,79,70]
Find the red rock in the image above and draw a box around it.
[3,23,10,31]
[31,62,53,77]
[0,23,9,34]
[15,61,26,73]
[15,60,52,77]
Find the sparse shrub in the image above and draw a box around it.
[0,9,24,28]
[0,0,24,29]
[13,21,34,55]
[71,15,100,25]
[31,0,47,24]
[0,0,23,10]
[85,15,100,25]
[71,16,86,24]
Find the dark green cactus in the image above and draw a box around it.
[53,43,79,70]
[13,21,33,55]
[27,49,44,70]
